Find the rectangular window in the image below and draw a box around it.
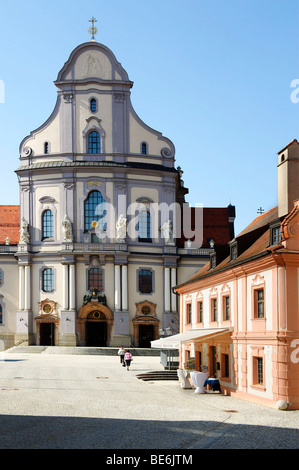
[138,269,153,294]
[0,305,2,324]
[257,358,263,385]
[138,211,151,242]
[253,356,264,386]
[221,353,229,378]
[212,298,217,322]
[186,303,192,324]
[43,268,54,292]
[197,301,203,323]
[88,268,103,291]
[224,296,230,321]
[271,226,281,245]
[256,289,264,318]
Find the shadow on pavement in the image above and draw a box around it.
[0,414,297,449]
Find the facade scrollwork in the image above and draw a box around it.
[161,147,173,158]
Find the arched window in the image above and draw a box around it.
[90,98,97,113]
[44,142,49,154]
[42,210,54,240]
[42,268,54,292]
[88,131,101,154]
[84,190,106,232]
[141,143,147,155]
[138,210,151,242]
[88,268,103,291]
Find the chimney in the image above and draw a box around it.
[277,139,299,218]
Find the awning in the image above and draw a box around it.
[151,328,231,350]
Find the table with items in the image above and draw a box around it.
[204,377,222,392]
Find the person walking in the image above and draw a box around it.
[118,346,125,365]
[124,349,133,370]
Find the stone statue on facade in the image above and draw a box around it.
[62,215,73,242]
[116,214,127,242]
[161,219,174,245]
[19,217,30,244]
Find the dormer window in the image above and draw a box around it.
[230,243,238,261]
[90,98,97,113]
[270,224,281,245]
[210,253,216,269]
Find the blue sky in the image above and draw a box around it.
[0,0,298,235]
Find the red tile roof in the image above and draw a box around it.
[0,206,20,245]
[179,205,280,285]
[177,206,234,248]
[237,206,278,237]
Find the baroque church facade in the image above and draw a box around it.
[0,34,235,349]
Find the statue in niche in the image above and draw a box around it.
[62,215,73,242]
[116,214,127,242]
[19,217,30,244]
[161,219,174,246]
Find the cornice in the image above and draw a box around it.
[15,160,178,174]
[175,250,284,294]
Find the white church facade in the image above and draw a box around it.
[0,34,235,349]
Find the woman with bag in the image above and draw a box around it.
[124,349,133,370]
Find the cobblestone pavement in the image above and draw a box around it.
[0,352,298,450]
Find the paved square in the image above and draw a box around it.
[0,351,298,449]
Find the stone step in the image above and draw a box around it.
[136,370,179,381]
[5,345,162,356]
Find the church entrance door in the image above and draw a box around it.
[77,302,114,347]
[40,323,55,346]
[86,320,107,347]
[138,324,154,348]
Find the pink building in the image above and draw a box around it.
[174,139,299,409]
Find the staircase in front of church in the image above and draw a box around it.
[5,345,161,356]
[136,370,179,381]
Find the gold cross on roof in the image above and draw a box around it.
[89,17,98,41]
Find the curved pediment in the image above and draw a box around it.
[55,42,132,85]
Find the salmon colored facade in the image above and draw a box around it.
[175,140,299,410]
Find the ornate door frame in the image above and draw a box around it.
[35,299,59,346]
[133,300,160,347]
[77,301,114,346]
